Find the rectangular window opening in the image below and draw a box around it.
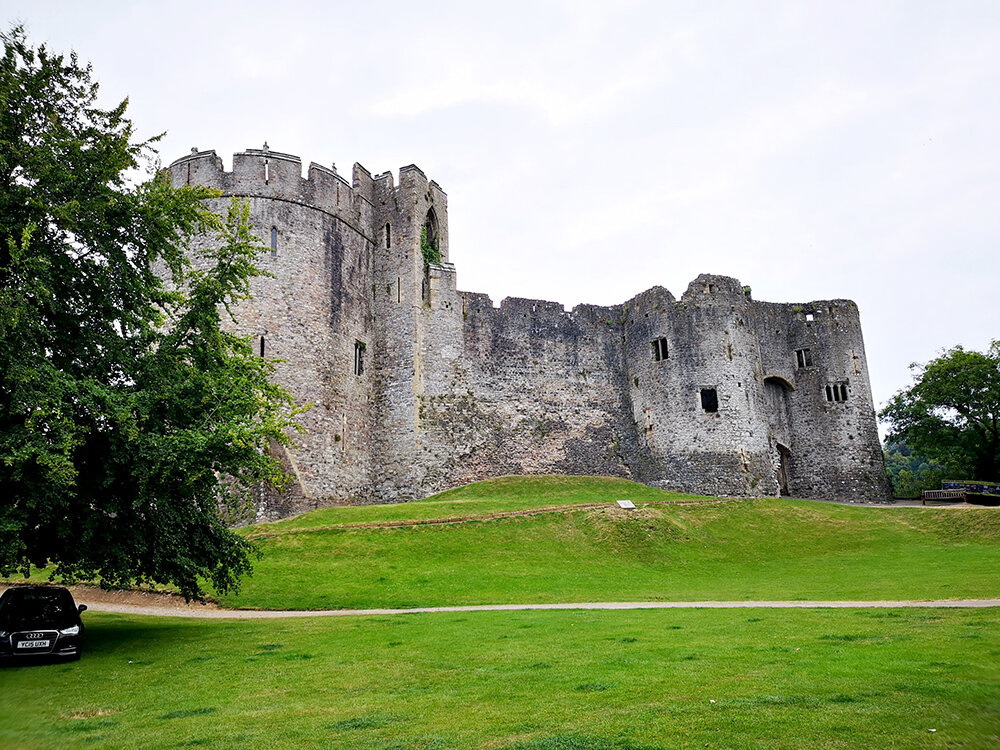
[700,388,719,413]
[805,312,815,322]
[795,348,812,368]
[259,336,265,358]
[354,341,365,376]
[651,337,668,362]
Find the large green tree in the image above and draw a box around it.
[0,28,300,599]
[880,342,1000,483]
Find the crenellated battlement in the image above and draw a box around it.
[167,147,447,241]
[167,148,362,224]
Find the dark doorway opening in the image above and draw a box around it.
[700,388,718,413]
[776,444,791,496]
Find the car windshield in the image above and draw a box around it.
[0,589,75,628]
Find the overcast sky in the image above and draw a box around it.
[4,0,998,418]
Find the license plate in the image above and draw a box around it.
[18,640,50,649]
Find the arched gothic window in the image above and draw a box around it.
[423,208,439,249]
[421,208,441,265]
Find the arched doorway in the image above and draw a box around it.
[764,376,795,497]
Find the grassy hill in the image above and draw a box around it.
[214,476,1000,610]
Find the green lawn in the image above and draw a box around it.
[211,478,1000,610]
[2,608,998,749]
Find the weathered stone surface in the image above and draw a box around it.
[167,148,891,519]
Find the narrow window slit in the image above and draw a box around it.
[354,341,365,376]
[651,338,668,362]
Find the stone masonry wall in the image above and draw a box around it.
[405,286,636,498]
[750,299,891,499]
[622,277,778,497]
[167,147,890,516]
[168,150,377,519]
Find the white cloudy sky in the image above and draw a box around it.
[4,0,999,416]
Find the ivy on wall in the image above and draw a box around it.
[421,226,441,266]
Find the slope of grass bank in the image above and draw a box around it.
[2,608,998,749]
[216,477,1000,610]
[246,476,702,535]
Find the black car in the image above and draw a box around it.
[0,586,87,663]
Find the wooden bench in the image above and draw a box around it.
[921,489,966,505]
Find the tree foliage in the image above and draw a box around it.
[882,441,949,498]
[880,342,1000,483]
[0,27,300,599]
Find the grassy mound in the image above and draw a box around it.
[216,476,1000,610]
[246,475,700,535]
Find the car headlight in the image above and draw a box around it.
[59,625,80,636]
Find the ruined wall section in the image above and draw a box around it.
[366,158,635,498]
[411,279,637,494]
[622,275,778,496]
[168,150,377,517]
[750,299,890,500]
[369,166,451,499]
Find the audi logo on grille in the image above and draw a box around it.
[25,632,45,639]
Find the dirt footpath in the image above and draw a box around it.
[0,583,218,611]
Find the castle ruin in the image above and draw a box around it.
[169,147,890,519]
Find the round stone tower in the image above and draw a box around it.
[167,147,378,517]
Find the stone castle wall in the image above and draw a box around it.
[168,148,891,518]
[169,148,378,517]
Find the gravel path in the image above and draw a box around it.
[76,599,1000,619]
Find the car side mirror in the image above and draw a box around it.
[78,604,87,613]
